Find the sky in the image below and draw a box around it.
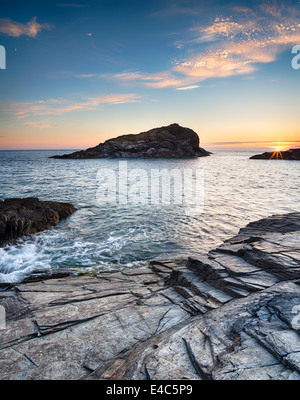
[0,0,300,150]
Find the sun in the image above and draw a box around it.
[270,144,284,160]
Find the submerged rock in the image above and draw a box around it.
[50,123,211,159]
[0,212,299,380]
[0,198,76,247]
[250,148,300,160]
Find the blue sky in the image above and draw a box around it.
[0,0,300,149]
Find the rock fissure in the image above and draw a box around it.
[0,212,299,380]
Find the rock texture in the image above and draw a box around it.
[0,198,76,247]
[50,123,210,159]
[250,148,300,160]
[0,213,299,380]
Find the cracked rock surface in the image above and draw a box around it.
[0,213,299,380]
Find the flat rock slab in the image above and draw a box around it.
[0,213,300,380]
[0,267,190,379]
[108,282,300,380]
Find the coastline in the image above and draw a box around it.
[250,148,300,160]
[0,212,299,380]
[0,198,76,248]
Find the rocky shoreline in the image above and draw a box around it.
[0,198,76,248]
[250,148,300,160]
[0,212,299,380]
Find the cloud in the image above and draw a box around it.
[175,85,200,90]
[190,17,247,43]
[0,17,51,38]
[172,9,300,82]
[1,93,141,118]
[101,2,300,89]
[76,73,99,78]
[24,121,51,129]
[233,7,254,14]
[173,49,256,81]
[103,51,256,89]
[92,70,182,89]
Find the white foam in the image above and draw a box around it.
[0,225,154,283]
[0,240,50,283]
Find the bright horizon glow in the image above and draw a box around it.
[1,140,299,151]
[0,0,300,150]
[270,148,284,159]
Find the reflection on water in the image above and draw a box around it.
[0,149,299,282]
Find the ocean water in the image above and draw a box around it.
[0,149,299,283]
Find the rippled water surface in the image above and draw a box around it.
[0,149,299,282]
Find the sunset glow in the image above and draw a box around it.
[269,145,284,159]
[0,0,300,150]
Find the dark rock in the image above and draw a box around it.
[0,198,76,247]
[50,123,211,159]
[250,148,300,160]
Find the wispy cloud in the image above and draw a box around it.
[89,71,182,89]
[172,3,300,82]
[0,93,141,118]
[0,17,51,38]
[100,2,300,89]
[175,85,200,90]
[173,48,256,82]
[24,121,51,129]
[115,71,182,88]
[233,7,254,14]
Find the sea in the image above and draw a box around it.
[0,149,299,283]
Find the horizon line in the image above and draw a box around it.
[1,141,299,152]
[1,146,299,151]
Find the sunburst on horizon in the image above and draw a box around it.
[269,145,284,160]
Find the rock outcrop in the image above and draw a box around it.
[0,198,76,247]
[250,148,300,160]
[50,123,210,159]
[0,213,299,380]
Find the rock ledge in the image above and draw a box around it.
[0,212,299,380]
[0,198,76,247]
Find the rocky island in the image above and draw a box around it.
[50,123,210,159]
[250,148,300,160]
[0,198,76,247]
[0,212,299,380]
